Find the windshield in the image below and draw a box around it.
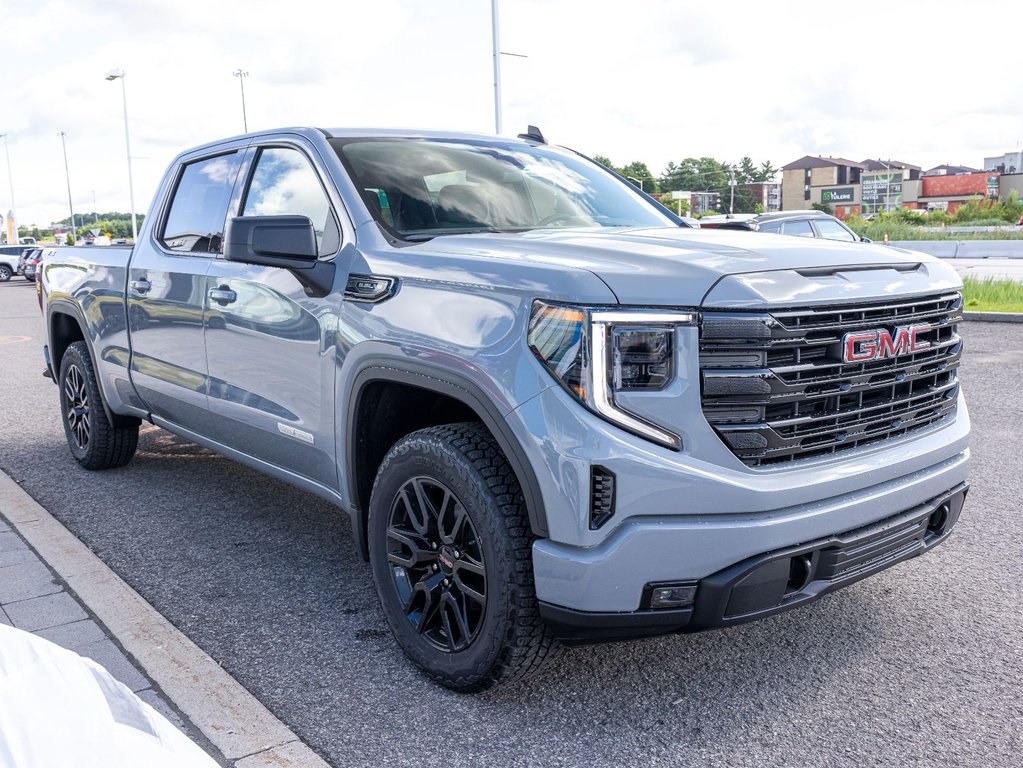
[330,137,675,239]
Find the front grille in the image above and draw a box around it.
[699,292,962,466]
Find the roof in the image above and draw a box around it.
[781,155,868,171]
[860,158,921,172]
[755,210,836,222]
[923,164,982,176]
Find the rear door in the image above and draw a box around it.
[127,148,247,430]
[203,140,347,489]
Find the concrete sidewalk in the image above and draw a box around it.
[0,470,330,768]
[0,512,221,758]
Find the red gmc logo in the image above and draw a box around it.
[842,324,932,363]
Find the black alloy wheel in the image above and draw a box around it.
[63,363,91,451]
[386,476,487,652]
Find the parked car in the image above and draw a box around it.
[0,245,28,281]
[702,210,871,242]
[40,127,968,691]
[21,248,44,282]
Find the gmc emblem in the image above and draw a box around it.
[842,324,932,363]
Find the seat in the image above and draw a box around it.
[435,184,490,228]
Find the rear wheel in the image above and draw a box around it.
[368,422,556,691]
[0,265,11,282]
[58,341,139,470]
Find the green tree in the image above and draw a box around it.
[619,161,658,193]
[659,157,729,193]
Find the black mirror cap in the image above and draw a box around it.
[224,215,318,268]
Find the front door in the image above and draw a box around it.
[127,150,246,431]
[204,143,345,489]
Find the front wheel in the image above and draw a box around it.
[58,341,139,470]
[0,265,11,282]
[368,423,557,692]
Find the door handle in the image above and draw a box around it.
[130,278,151,295]
[207,285,238,306]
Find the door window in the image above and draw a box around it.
[813,219,857,241]
[161,153,243,254]
[243,147,339,256]
[782,220,815,237]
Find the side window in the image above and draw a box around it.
[162,153,243,254]
[758,222,782,234]
[782,220,814,237]
[813,219,857,241]
[243,147,339,257]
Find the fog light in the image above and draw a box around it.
[649,583,697,609]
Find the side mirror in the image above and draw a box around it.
[224,215,318,269]
[860,236,873,243]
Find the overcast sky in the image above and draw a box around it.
[2,0,1021,229]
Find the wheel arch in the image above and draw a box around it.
[345,360,549,560]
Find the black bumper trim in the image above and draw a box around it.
[539,483,968,644]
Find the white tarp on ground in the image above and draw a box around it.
[0,624,218,768]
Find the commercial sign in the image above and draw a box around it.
[861,172,903,215]
[821,187,855,203]
[987,175,999,198]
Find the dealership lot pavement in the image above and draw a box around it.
[1,278,1021,766]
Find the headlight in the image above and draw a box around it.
[528,301,697,450]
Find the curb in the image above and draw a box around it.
[963,311,1023,323]
[0,470,331,768]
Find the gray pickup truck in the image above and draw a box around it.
[41,127,970,691]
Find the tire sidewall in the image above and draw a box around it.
[368,437,517,686]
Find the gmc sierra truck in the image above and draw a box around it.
[40,127,970,691]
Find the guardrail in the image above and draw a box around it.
[887,241,1023,258]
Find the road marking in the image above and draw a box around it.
[0,469,331,768]
[0,335,31,345]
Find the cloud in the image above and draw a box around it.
[3,0,1021,227]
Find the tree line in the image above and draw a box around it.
[592,155,779,214]
[19,212,145,242]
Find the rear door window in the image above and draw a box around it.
[162,153,244,254]
[782,220,814,237]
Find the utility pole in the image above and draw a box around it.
[59,131,76,244]
[729,168,736,214]
[105,69,138,241]
[233,69,250,133]
[491,0,502,134]
[0,134,15,225]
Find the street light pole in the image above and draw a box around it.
[626,176,645,192]
[233,69,249,133]
[58,131,76,244]
[491,0,502,134]
[0,134,15,226]
[105,69,138,242]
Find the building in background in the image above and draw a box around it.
[918,171,1001,214]
[746,181,781,211]
[859,160,921,218]
[983,150,1023,174]
[780,156,865,213]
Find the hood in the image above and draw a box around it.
[417,227,962,308]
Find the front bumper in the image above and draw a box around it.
[540,483,968,643]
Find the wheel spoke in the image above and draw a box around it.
[386,525,437,569]
[442,590,472,650]
[64,377,77,402]
[410,571,444,634]
[452,558,486,606]
[400,486,429,535]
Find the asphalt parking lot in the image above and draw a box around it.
[1,277,1021,766]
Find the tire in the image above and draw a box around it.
[0,265,11,282]
[368,422,557,692]
[58,341,139,470]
